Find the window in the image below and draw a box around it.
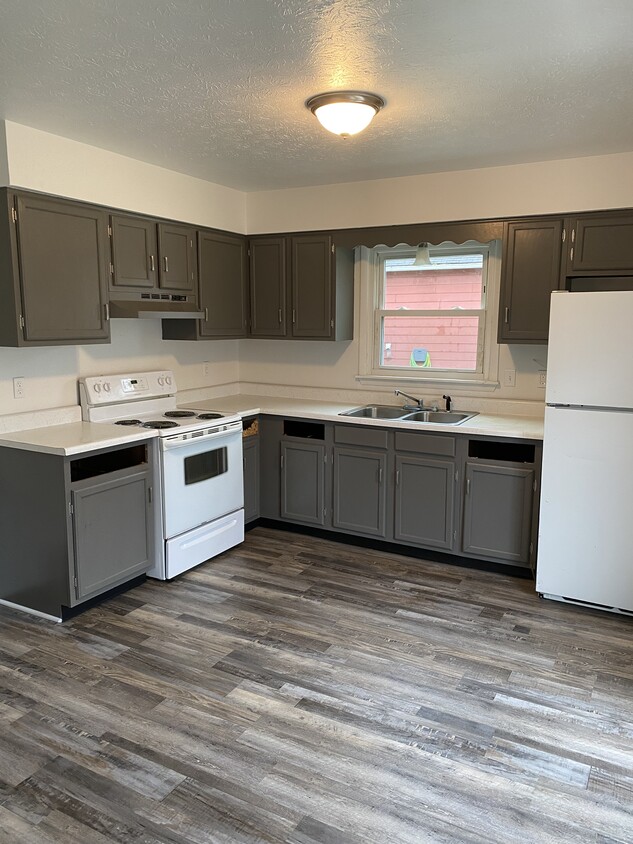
[358,242,501,386]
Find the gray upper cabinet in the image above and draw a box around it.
[248,233,354,341]
[332,446,388,537]
[197,231,248,338]
[157,223,197,294]
[162,230,248,340]
[498,218,564,344]
[110,215,157,289]
[291,235,333,338]
[249,237,287,337]
[0,191,110,346]
[280,440,326,526]
[565,212,633,275]
[461,461,534,564]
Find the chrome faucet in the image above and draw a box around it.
[395,389,425,409]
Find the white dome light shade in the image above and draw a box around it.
[306,92,385,138]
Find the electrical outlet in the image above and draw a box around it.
[538,370,547,389]
[203,361,210,379]
[503,369,516,387]
[13,377,25,399]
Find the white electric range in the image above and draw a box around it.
[79,370,244,579]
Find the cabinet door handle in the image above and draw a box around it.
[504,307,510,324]
[395,469,400,486]
[150,254,155,272]
[378,467,383,484]
[292,308,296,324]
[571,228,576,244]
[280,453,285,469]
[204,307,209,322]
[148,486,153,504]
[104,302,110,321]
[278,308,282,323]
[164,256,169,272]
[466,478,471,495]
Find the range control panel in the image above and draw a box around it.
[80,371,175,405]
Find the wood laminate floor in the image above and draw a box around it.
[1,527,632,843]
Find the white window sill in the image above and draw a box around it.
[355,374,500,391]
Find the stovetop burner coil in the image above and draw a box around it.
[164,410,196,418]
[142,420,179,429]
[197,412,224,420]
[114,419,143,426]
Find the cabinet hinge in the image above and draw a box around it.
[11,206,17,224]
[109,262,114,276]
[248,248,251,257]
[323,507,327,517]
[330,319,334,329]
[68,501,74,516]
[529,541,534,556]
[74,576,78,589]
[323,452,327,464]
[107,224,112,237]
[19,314,25,329]
[453,529,457,540]
[331,244,335,254]
[454,470,459,482]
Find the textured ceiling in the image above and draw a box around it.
[0,0,632,191]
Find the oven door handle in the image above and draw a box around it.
[161,423,242,450]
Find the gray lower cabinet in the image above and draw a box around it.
[461,461,534,564]
[243,436,260,523]
[72,467,152,601]
[332,446,387,537]
[0,441,154,618]
[280,440,326,526]
[394,455,456,550]
[0,190,110,346]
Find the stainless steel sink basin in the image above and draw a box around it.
[339,404,409,419]
[402,410,478,425]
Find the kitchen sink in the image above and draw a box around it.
[339,405,409,419]
[402,410,478,425]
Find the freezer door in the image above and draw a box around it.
[536,406,633,610]
[546,291,633,409]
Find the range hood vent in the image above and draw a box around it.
[108,297,205,320]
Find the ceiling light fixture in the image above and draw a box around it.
[306,91,385,138]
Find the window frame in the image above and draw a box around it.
[357,240,502,388]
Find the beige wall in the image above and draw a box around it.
[247,151,633,233]
[0,121,244,416]
[3,123,633,417]
[3,121,247,233]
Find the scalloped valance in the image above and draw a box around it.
[331,219,503,250]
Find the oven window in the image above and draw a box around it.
[184,446,227,485]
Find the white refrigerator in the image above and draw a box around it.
[536,290,633,613]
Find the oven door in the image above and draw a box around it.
[161,423,243,539]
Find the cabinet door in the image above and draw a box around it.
[462,462,534,564]
[198,231,248,337]
[14,194,110,343]
[568,213,633,274]
[157,223,197,294]
[243,437,260,523]
[72,469,152,601]
[280,441,325,525]
[394,455,455,550]
[249,237,287,337]
[498,219,564,343]
[110,215,157,289]
[291,235,333,338]
[333,446,387,537]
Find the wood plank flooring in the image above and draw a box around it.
[1,527,632,843]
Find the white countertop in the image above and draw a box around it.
[0,422,157,456]
[182,395,544,440]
